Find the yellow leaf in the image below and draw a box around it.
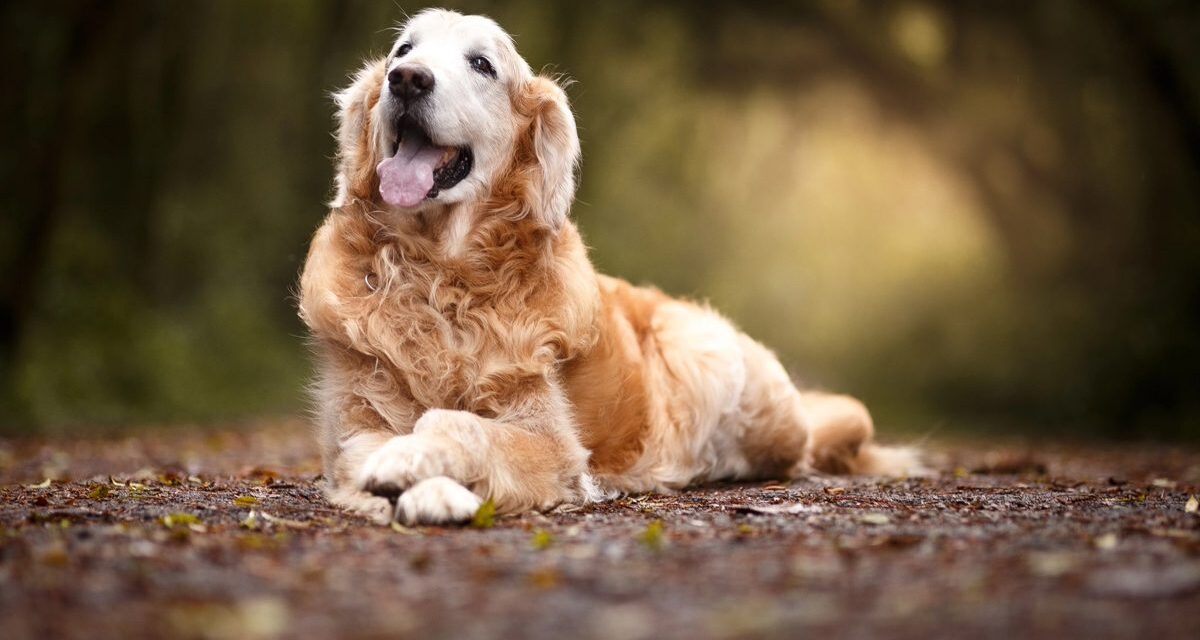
[87,484,111,500]
[27,478,51,489]
[390,521,418,535]
[260,512,310,529]
[531,529,553,550]
[1186,495,1199,514]
[471,499,496,529]
[636,520,665,550]
[234,495,258,507]
[161,513,201,528]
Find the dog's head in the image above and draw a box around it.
[333,9,579,230]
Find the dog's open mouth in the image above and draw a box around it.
[376,116,473,208]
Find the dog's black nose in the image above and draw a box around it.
[389,65,435,102]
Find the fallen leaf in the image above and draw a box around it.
[390,521,419,535]
[27,478,51,489]
[471,499,496,529]
[823,487,846,496]
[527,567,560,588]
[247,467,281,483]
[1186,495,1198,514]
[234,495,259,507]
[636,520,665,551]
[87,484,111,500]
[160,513,201,529]
[157,473,182,486]
[1028,552,1077,577]
[241,511,260,530]
[1093,532,1118,550]
[860,513,891,525]
[531,528,553,550]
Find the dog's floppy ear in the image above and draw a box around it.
[516,76,580,230]
[332,58,388,206]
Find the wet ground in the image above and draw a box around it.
[1,421,1198,639]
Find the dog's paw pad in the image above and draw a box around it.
[395,476,483,525]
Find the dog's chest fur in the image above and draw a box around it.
[302,210,595,422]
[366,260,557,413]
[300,210,600,429]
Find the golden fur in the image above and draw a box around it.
[299,10,919,525]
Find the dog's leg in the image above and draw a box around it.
[355,401,591,525]
[732,334,922,477]
[325,427,487,525]
[801,391,925,476]
[323,430,401,524]
[800,392,875,475]
[726,334,811,479]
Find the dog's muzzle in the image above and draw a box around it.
[377,115,473,208]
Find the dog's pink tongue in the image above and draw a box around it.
[377,137,444,208]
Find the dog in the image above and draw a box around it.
[298,9,921,525]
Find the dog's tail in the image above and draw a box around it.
[801,392,927,476]
[847,442,926,476]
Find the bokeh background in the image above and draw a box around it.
[2,0,1198,440]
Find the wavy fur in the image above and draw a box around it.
[299,9,921,525]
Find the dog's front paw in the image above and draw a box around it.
[355,433,464,498]
[396,476,483,525]
[326,487,396,525]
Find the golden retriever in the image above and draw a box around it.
[298,9,920,525]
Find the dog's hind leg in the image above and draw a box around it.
[801,391,923,476]
[800,392,874,474]
[724,334,811,480]
[730,335,921,479]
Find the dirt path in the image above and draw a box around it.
[1,422,1198,640]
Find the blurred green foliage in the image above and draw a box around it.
[2,1,1198,439]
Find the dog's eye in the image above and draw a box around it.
[468,55,496,78]
[394,43,412,58]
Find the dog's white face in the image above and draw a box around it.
[372,10,533,211]
[333,9,579,230]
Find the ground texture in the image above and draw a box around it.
[1,421,1198,640]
